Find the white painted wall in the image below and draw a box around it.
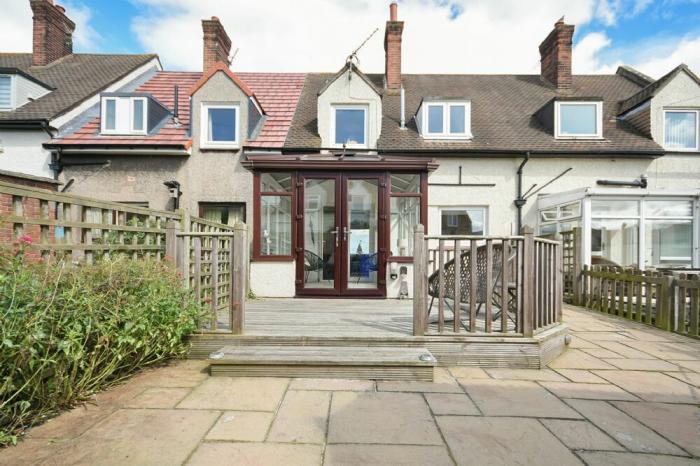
[386,262,413,298]
[317,68,382,149]
[250,261,296,297]
[650,70,700,145]
[0,130,52,178]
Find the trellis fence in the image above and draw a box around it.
[0,180,247,334]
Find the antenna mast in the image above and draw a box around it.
[346,27,379,66]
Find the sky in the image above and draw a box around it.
[1,0,700,78]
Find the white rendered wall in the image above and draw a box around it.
[0,130,52,178]
[250,261,296,297]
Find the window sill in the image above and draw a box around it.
[200,143,240,150]
[422,134,473,140]
[252,255,295,262]
[100,131,148,136]
[554,136,604,140]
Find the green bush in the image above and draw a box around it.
[0,249,203,446]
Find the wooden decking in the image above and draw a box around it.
[217,298,515,337]
[190,298,569,369]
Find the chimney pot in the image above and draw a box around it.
[202,16,232,73]
[384,2,404,92]
[539,19,575,91]
[30,0,76,66]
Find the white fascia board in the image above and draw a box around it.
[49,57,162,130]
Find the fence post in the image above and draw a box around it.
[70,204,84,263]
[554,233,563,323]
[165,220,178,263]
[230,221,248,335]
[413,224,427,336]
[659,274,675,331]
[521,226,535,337]
[572,227,583,305]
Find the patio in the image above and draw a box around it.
[2,305,698,466]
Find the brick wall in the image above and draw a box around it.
[539,20,574,91]
[384,3,404,91]
[202,16,232,73]
[30,0,76,67]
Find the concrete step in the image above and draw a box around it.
[207,345,437,381]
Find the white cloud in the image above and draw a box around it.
[573,31,616,73]
[0,0,100,53]
[130,0,598,73]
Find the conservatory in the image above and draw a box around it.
[537,187,700,270]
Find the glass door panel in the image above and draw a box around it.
[302,178,337,290]
[345,178,379,290]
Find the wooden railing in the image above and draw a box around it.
[581,265,700,338]
[413,225,562,337]
[0,180,248,334]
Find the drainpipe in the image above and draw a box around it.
[400,86,406,129]
[514,152,530,233]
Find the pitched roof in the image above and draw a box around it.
[618,64,700,115]
[188,62,255,98]
[50,71,306,150]
[317,61,381,96]
[285,72,663,155]
[0,53,158,122]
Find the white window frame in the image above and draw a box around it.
[0,74,16,110]
[331,104,368,149]
[200,103,240,149]
[422,101,472,139]
[554,101,603,140]
[662,109,700,152]
[438,206,488,235]
[100,96,148,135]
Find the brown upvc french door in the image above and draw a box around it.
[296,173,386,297]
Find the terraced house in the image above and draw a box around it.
[4,0,700,299]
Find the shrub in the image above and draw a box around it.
[0,249,203,446]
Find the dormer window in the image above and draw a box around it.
[201,103,239,149]
[555,101,602,139]
[332,105,367,147]
[101,95,148,135]
[663,109,699,151]
[418,100,471,139]
[0,75,13,109]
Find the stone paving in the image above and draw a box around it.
[1,305,699,465]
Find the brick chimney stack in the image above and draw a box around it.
[202,16,232,73]
[539,18,575,91]
[384,2,404,92]
[30,0,76,67]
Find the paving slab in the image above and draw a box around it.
[448,366,490,379]
[539,381,639,401]
[549,349,617,370]
[205,411,274,441]
[323,444,453,466]
[574,331,631,341]
[665,371,700,387]
[553,369,609,384]
[565,399,687,455]
[288,378,374,391]
[186,442,323,466]
[124,387,191,408]
[267,389,330,444]
[484,368,567,381]
[671,360,700,372]
[376,380,463,393]
[540,419,625,451]
[603,358,681,371]
[460,379,581,418]
[328,391,442,445]
[623,341,700,361]
[25,403,115,440]
[613,401,700,457]
[425,393,480,415]
[61,408,220,465]
[582,348,627,359]
[437,416,583,466]
[593,341,658,359]
[567,335,602,348]
[592,370,700,404]
[177,377,289,411]
[579,451,699,466]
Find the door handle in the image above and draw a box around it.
[330,227,340,247]
[343,226,351,242]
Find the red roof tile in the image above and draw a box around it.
[51,70,306,150]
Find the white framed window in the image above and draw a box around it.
[332,105,368,148]
[439,207,487,235]
[422,101,471,139]
[663,109,699,152]
[100,96,148,135]
[0,74,15,110]
[555,101,603,139]
[200,103,240,149]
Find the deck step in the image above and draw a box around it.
[207,345,437,381]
